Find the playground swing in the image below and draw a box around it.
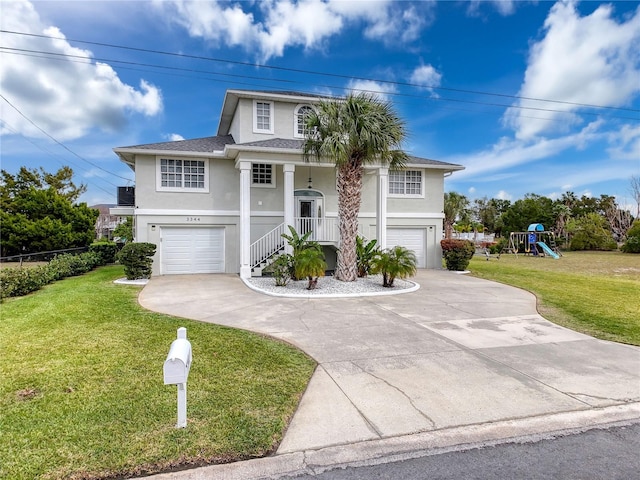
[505,224,561,259]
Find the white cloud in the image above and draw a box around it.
[607,124,640,161]
[155,0,434,61]
[345,79,396,101]
[496,190,513,201]
[467,1,517,16]
[0,0,162,141]
[449,120,605,180]
[504,1,640,140]
[409,64,442,95]
[468,186,476,194]
[167,133,185,142]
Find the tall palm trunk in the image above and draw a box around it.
[335,160,363,281]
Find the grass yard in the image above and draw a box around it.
[0,266,315,480]
[468,251,640,346]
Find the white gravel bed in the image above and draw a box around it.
[244,274,419,298]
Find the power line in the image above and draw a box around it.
[0,93,132,182]
[0,119,118,197]
[2,46,639,124]
[2,29,638,115]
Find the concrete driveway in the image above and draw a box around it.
[138,270,640,454]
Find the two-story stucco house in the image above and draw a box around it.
[111,89,464,278]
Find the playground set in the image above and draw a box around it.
[504,223,561,259]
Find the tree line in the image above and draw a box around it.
[444,181,640,251]
[0,167,98,258]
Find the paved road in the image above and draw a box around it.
[290,422,640,480]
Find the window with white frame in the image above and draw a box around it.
[294,104,315,138]
[253,100,274,133]
[157,158,208,192]
[389,170,423,196]
[252,163,274,187]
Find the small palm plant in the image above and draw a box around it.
[282,225,321,280]
[294,248,327,290]
[356,236,380,278]
[371,246,417,288]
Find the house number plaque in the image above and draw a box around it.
[186,217,201,222]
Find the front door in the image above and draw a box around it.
[296,194,323,239]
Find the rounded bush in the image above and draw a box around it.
[116,242,156,280]
[441,239,475,271]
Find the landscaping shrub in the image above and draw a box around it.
[0,251,104,300]
[356,236,380,277]
[370,245,417,287]
[116,242,156,280]
[268,254,293,286]
[0,265,48,299]
[441,239,475,271]
[621,221,640,253]
[89,242,119,264]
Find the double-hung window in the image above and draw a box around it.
[157,158,209,192]
[389,170,423,197]
[253,100,274,134]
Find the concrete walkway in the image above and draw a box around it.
[138,270,640,478]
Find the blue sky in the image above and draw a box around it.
[1,0,639,209]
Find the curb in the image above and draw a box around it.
[138,402,640,479]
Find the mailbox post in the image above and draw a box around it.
[163,327,192,428]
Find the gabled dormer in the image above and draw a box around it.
[217,90,326,144]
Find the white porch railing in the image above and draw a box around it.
[250,223,287,269]
[294,217,339,243]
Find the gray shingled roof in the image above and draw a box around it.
[407,155,461,168]
[118,135,234,152]
[236,138,305,149]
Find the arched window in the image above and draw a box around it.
[294,105,315,138]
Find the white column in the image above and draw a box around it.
[376,167,388,249]
[283,164,295,255]
[239,161,252,278]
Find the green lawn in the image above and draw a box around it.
[468,251,640,346]
[0,266,315,480]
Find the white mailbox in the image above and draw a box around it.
[163,338,192,385]
[164,327,192,428]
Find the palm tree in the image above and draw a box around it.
[303,92,408,282]
[294,247,327,290]
[443,192,469,239]
[371,246,417,287]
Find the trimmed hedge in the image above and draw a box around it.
[1,251,104,300]
[116,242,156,280]
[441,239,475,271]
[89,242,120,265]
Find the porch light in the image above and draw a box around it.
[308,177,313,189]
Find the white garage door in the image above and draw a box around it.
[387,228,426,268]
[161,227,225,274]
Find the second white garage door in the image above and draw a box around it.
[161,227,225,275]
[387,228,426,268]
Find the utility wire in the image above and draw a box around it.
[0,93,132,182]
[2,29,638,114]
[2,46,639,123]
[0,119,118,197]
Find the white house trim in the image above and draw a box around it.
[283,164,295,254]
[376,167,388,249]
[239,161,252,278]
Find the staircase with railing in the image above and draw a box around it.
[250,223,287,275]
[249,217,341,276]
